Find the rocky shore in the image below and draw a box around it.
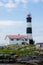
[16,52,43,65]
[0,52,43,65]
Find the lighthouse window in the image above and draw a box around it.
[10,38,14,41]
[21,39,24,41]
[16,39,19,40]
[25,39,27,41]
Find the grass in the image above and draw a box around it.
[0,44,43,55]
[0,49,11,54]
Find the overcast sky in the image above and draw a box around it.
[0,0,43,45]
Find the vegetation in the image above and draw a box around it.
[0,44,43,55]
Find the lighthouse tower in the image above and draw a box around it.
[26,14,34,44]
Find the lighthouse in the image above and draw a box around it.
[26,14,34,44]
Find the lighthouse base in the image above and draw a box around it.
[29,39,34,44]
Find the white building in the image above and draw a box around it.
[36,43,43,50]
[5,34,29,45]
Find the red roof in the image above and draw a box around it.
[6,35,28,39]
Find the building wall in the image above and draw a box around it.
[36,44,43,50]
[6,37,10,45]
[6,38,29,44]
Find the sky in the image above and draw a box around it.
[0,0,43,45]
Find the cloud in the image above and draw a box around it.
[22,0,28,3]
[32,0,41,2]
[15,0,28,3]
[0,1,4,7]
[31,0,43,2]
[0,0,17,10]
[0,20,26,26]
[4,3,16,9]
[4,0,17,9]
[0,0,43,10]
[15,0,21,3]
[0,0,28,10]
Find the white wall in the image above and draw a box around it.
[6,38,29,44]
[36,44,43,50]
[5,37,10,45]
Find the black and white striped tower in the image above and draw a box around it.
[26,14,34,44]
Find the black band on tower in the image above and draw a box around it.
[26,27,32,33]
[29,39,34,44]
[26,17,31,22]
